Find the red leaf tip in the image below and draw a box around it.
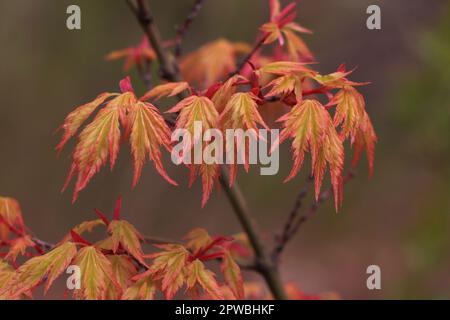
[119,76,134,93]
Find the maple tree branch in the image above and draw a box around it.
[31,237,54,251]
[136,61,153,90]
[219,169,288,299]
[272,171,355,263]
[231,34,269,77]
[127,0,288,299]
[174,0,206,58]
[127,0,182,83]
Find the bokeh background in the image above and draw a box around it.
[0,0,449,299]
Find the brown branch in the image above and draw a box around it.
[231,34,269,77]
[219,168,288,299]
[127,0,182,83]
[272,171,355,263]
[127,0,288,300]
[174,0,206,58]
[136,60,153,90]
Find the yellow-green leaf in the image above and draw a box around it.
[108,220,146,266]
[2,241,77,298]
[73,246,120,300]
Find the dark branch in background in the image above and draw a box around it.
[31,237,54,251]
[126,0,288,300]
[272,171,355,263]
[271,175,312,262]
[174,0,206,58]
[127,0,182,83]
[136,61,153,90]
[231,34,269,77]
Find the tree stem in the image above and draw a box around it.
[219,169,288,300]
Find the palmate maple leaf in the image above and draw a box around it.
[0,197,25,241]
[106,255,138,299]
[57,77,177,202]
[108,220,146,267]
[73,246,122,300]
[260,0,314,61]
[186,259,223,300]
[105,36,156,72]
[147,244,190,300]
[5,235,35,262]
[180,38,251,88]
[211,75,245,114]
[167,95,220,207]
[317,65,377,176]
[352,110,377,177]
[277,99,344,210]
[123,271,157,300]
[261,61,318,103]
[0,241,78,298]
[220,92,269,185]
[331,85,367,141]
[0,260,16,300]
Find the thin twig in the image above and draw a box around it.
[136,60,153,90]
[231,34,269,77]
[272,171,355,263]
[219,168,288,299]
[127,0,182,83]
[271,175,313,262]
[174,0,206,58]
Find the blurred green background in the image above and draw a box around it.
[0,0,449,299]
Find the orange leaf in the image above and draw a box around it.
[221,251,244,299]
[61,219,105,243]
[140,82,190,101]
[168,95,220,207]
[264,74,303,101]
[62,94,132,202]
[331,86,366,141]
[221,92,269,132]
[1,241,77,298]
[123,270,157,300]
[277,99,344,210]
[257,61,315,76]
[185,228,213,253]
[106,255,138,299]
[352,110,377,177]
[108,220,146,266]
[220,92,269,185]
[73,246,121,300]
[211,75,246,114]
[180,39,251,87]
[148,244,189,299]
[0,197,25,241]
[6,236,35,262]
[0,260,16,299]
[55,92,118,153]
[105,37,156,72]
[186,259,223,300]
[168,95,219,137]
[59,78,177,202]
[129,101,177,187]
